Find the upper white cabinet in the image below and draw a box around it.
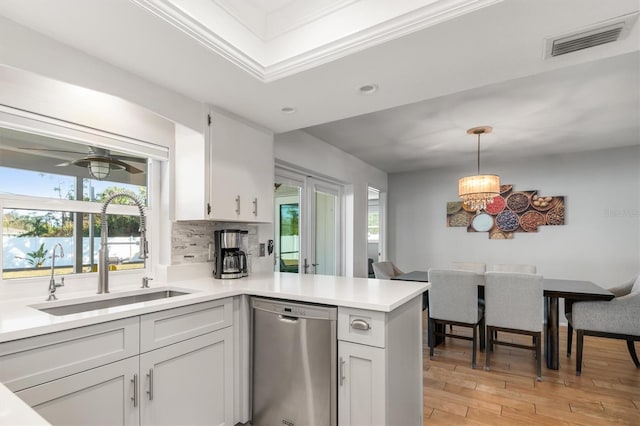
[174,109,274,222]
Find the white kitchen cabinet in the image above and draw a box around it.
[207,110,273,223]
[140,327,234,426]
[2,299,235,426]
[338,340,386,425]
[337,296,423,426]
[174,109,274,222]
[15,356,139,426]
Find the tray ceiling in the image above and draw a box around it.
[132,0,501,81]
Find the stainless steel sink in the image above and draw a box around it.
[34,289,192,316]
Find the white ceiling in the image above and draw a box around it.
[0,0,638,173]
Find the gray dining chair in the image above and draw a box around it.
[488,264,536,274]
[568,276,640,376]
[452,262,486,274]
[427,269,485,368]
[372,261,404,279]
[566,275,639,357]
[484,271,544,381]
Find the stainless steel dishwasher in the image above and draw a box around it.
[251,297,337,426]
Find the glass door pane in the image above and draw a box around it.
[309,179,340,276]
[274,181,301,273]
[367,187,380,278]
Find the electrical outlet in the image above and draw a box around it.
[259,243,265,257]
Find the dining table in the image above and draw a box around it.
[392,271,615,370]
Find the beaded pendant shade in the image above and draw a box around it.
[458,126,500,211]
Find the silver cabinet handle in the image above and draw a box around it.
[253,197,258,216]
[235,196,241,214]
[146,368,154,401]
[339,357,346,386]
[131,374,138,407]
[351,319,371,331]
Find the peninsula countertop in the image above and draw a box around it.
[0,272,428,426]
[0,271,429,343]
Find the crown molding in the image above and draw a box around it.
[131,0,502,82]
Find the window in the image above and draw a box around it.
[1,124,154,282]
[368,191,380,242]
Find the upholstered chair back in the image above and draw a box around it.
[452,262,486,274]
[488,264,537,274]
[372,261,403,279]
[484,271,544,332]
[428,269,483,324]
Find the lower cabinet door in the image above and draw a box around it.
[139,327,234,426]
[338,341,386,426]
[15,357,139,426]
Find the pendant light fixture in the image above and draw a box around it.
[458,126,500,211]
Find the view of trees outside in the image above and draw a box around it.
[279,203,299,273]
[2,166,147,278]
[368,209,379,241]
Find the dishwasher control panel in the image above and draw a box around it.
[252,297,337,321]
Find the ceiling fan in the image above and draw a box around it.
[18,146,146,180]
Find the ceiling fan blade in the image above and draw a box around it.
[109,158,144,174]
[83,156,143,174]
[110,154,147,163]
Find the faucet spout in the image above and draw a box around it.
[98,192,148,294]
[47,243,65,301]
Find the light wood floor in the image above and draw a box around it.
[422,318,640,425]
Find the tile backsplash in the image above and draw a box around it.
[171,221,265,270]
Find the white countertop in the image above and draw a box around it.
[0,272,428,343]
[0,272,428,426]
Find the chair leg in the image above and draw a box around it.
[567,322,573,357]
[576,330,584,376]
[626,340,640,368]
[471,325,477,369]
[479,317,486,352]
[535,332,542,381]
[429,318,435,358]
[485,326,492,371]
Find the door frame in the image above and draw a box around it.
[275,166,344,276]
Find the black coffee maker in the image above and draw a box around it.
[213,229,248,279]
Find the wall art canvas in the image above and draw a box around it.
[446,184,565,239]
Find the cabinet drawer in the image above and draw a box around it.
[0,317,139,392]
[140,298,232,352]
[338,307,386,348]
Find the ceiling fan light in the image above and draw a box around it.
[88,160,111,180]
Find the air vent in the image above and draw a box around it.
[544,12,638,58]
[551,24,623,56]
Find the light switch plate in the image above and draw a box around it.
[259,243,265,257]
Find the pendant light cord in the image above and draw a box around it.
[476,132,481,175]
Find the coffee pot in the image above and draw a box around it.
[213,229,248,279]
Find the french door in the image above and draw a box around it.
[274,168,342,276]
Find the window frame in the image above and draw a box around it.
[0,106,167,287]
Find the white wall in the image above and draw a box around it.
[0,16,203,132]
[275,130,388,277]
[387,145,640,288]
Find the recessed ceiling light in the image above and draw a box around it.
[358,84,378,95]
[281,106,296,114]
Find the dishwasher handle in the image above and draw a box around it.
[278,314,299,323]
